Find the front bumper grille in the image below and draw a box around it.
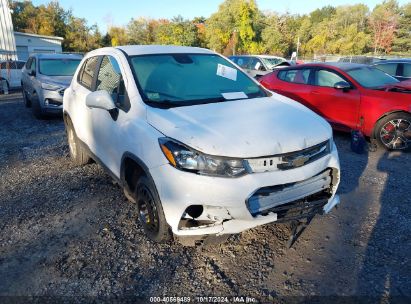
[246,169,334,219]
[246,140,330,173]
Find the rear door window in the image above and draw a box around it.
[17,62,25,69]
[278,69,311,84]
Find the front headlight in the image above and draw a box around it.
[159,138,247,178]
[41,82,61,90]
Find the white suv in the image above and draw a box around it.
[63,45,340,245]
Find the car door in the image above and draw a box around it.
[308,68,361,131]
[272,68,314,108]
[87,55,131,175]
[69,56,101,149]
[25,58,37,98]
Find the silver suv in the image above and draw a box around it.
[21,53,82,119]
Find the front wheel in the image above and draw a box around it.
[31,95,46,119]
[134,176,171,242]
[22,89,31,107]
[375,113,411,150]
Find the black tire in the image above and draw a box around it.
[31,95,46,119]
[65,117,91,165]
[374,112,411,150]
[0,80,9,94]
[134,176,171,242]
[22,89,31,107]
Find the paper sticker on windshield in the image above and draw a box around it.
[217,64,237,81]
[222,92,248,100]
[147,92,160,100]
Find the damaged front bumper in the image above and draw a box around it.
[150,142,340,237]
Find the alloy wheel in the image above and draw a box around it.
[379,119,411,150]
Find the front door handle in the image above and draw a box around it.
[311,90,321,95]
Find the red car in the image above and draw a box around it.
[259,63,411,150]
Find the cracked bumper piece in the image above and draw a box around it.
[39,89,64,113]
[150,143,340,236]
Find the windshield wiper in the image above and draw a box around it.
[145,99,188,109]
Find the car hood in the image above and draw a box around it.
[146,96,332,158]
[39,75,73,87]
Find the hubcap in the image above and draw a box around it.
[380,119,411,150]
[137,186,159,233]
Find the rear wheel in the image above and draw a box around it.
[65,117,91,165]
[375,113,411,150]
[0,79,9,94]
[134,176,171,242]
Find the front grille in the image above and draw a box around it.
[246,140,330,173]
[246,169,333,219]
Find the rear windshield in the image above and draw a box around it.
[39,59,81,76]
[129,53,267,108]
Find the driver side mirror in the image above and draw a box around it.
[86,90,116,111]
[28,70,36,77]
[334,81,351,92]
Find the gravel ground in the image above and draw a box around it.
[0,92,410,303]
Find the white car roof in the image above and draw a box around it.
[116,45,214,56]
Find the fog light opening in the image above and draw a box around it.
[185,205,203,219]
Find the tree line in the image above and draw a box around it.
[10,0,411,57]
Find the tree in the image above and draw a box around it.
[369,0,400,54]
[206,0,262,55]
[393,3,411,53]
[127,18,157,45]
[153,16,199,46]
[108,26,129,46]
[261,13,289,55]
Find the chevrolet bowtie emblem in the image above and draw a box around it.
[290,155,310,168]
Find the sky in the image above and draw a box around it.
[32,0,410,32]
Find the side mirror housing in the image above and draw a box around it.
[28,70,36,77]
[86,90,116,111]
[334,81,351,92]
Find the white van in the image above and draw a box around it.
[0,60,25,92]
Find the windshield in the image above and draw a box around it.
[346,66,400,88]
[261,57,287,70]
[130,53,267,107]
[39,59,81,76]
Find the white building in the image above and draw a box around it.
[14,32,63,61]
[0,0,17,60]
[1,0,63,61]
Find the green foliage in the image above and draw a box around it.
[9,0,411,56]
[392,3,411,52]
